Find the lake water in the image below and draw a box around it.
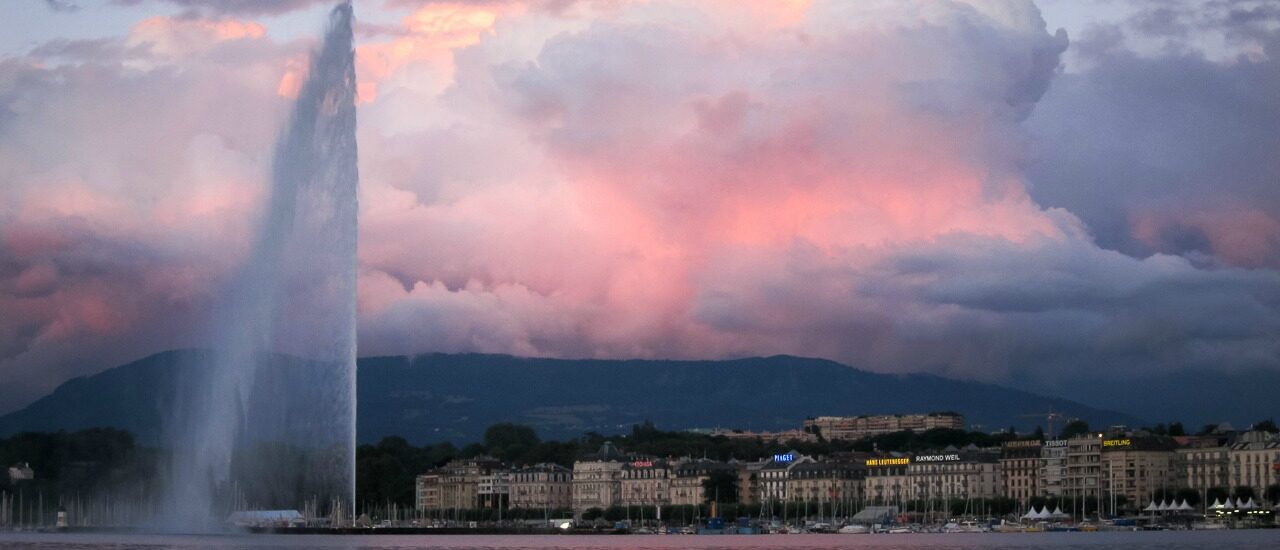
[0,532,1276,550]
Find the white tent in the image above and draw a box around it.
[1049,506,1069,519]
[1176,499,1194,512]
[1033,507,1052,520]
[1143,500,1160,513]
[1157,500,1171,512]
[1210,498,1226,510]
[1226,498,1238,509]
[1020,507,1041,520]
[1239,498,1258,510]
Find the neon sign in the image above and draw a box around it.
[772,453,795,463]
[866,458,910,467]
[914,454,961,463]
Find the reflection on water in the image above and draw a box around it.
[0,532,1276,550]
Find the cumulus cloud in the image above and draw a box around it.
[111,0,334,17]
[1,0,1279,413]
[1026,3,1280,269]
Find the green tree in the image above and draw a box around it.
[1252,419,1279,433]
[1265,484,1280,504]
[1233,486,1256,501]
[1175,488,1201,507]
[1059,420,1091,439]
[702,470,739,505]
[483,423,540,462]
[1168,422,1186,437]
[1207,486,1230,505]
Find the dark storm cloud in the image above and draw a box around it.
[1026,23,1280,267]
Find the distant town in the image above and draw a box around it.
[397,412,1278,532]
[3,411,1278,533]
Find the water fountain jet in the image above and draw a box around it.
[159,1,358,531]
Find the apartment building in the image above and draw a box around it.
[1039,439,1068,498]
[509,463,573,511]
[1001,440,1042,504]
[906,449,1003,503]
[619,458,671,507]
[786,460,865,506]
[670,459,739,506]
[1064,436,1103,509]
[863,455,911,506]
[572,442,626,514]
[1100,436,1179,513]
[415,472,442,510]
[1228,432,1280,499]
[804,413,965,441]
[1176,436,1230,496]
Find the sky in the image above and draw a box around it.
[1,0,1279,414]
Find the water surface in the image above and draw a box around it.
[0,532,1276,550]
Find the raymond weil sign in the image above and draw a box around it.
[865,457,910,467]
[914,454,962,463]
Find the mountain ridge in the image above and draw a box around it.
[0,349,1144,445]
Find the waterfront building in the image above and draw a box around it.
[1064,436,1103,514]
[1176,435,1231,501]
[572,442,626,514]
[670,458,739,506]
[619,458,671,507]
[1001,440,1042,505]
[477,470,511,510]
[416,457,504,512]
[441,457,504,511]
[786,460,866,510]
[736,458,769,505]
[414,472,442,510]
[757,453,811,503]
[509,463,573,511]
[905,447,1003,505]
[1100,435,1180,515]
[804,413,965,441]
[1228,431,1280,500]
[1039,439,1068,499]
[863,454,911,506]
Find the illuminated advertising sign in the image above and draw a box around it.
[1042,440,1068,448]
[1102,439,1131,447]
[865,457,910,467]
[631,460,654,468]
[914,454,962,463]
[772,453,795,463]
[1003,440,1042,448]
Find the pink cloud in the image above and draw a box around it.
[2,0,1279,414]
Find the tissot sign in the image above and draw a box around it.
[914,454,962,463]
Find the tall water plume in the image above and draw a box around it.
[160,2,358,530]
